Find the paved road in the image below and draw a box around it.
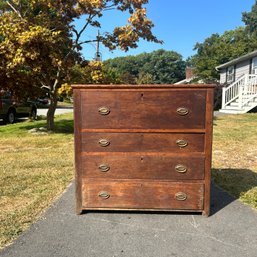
[1,183,257,257]
[213,111,229,117]
[0,107,73,125]
[37,107,73,116]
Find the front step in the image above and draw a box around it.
[221,98,257,114]
[219,108,247,114]
[221,74,257,114]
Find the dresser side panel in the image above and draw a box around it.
[73,89,83,214]
[203,88,214,216]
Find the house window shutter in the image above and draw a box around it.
[233,64,236,81]
[249,59,252,74]
[251,57,257,74]
[226,66,235,83]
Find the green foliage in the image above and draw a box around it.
[136,72,154,84]
[69,61,121,84]
[191,27,257,82]
[242,0,257,35]
[104,49,186,84]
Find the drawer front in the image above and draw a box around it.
[82,133,205,153]
[81,155,205,180]
[81,90,206,129]
[82,180,204,210]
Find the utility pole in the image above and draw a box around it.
[95,30,102,61]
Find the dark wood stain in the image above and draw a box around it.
[80,91,206,129]
[81,132,205,153]
[81,155,205,180]
[72,84,214,216]
[82,180,204,210]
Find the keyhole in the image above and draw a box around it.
[141,93,144,100]
[140,156,144,162]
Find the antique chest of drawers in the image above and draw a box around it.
[72,84,214,216]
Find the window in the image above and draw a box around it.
[227,66,235,82]
[252,57,257,74]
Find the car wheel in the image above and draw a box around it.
[6,110,16,124]
[30,108,37,120]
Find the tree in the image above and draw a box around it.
[242,0,257,35]
[141,49,186,84]
[191,27,257,82]
[136,72,154,84]
[0,0,161,130]
[58,60,121,99]
[104,49,186,84]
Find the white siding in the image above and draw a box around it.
[235,59,250,80]
[219,59,251,84]
[220,69,226,84]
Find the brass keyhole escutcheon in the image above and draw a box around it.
[98,139,110,147]
[175,192,187,201]
[175,164,188,173]
[98,191,110,199]
[99,164,110,172]
[176,139,188,148]
[177,107,189,116]
[98,106,110,115]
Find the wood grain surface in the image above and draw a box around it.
[73,85,214,215]
[82,180,204,210]
[80,90,206,129]
[81,154,205,180]
[82,132,205,153]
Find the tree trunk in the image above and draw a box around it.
[46,91,58,131]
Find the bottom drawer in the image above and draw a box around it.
[82,180,204,210]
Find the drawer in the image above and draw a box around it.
[81,155,205,180]
[82,132,205,153]
[82,180,204,210]
[80,90,206,129]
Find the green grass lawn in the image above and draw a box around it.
[212,113,257,209]
[0,113,74,248]
[0,112,256,249]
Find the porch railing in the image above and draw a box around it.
[222,74,257,110]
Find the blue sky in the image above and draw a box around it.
[76,0,255,61]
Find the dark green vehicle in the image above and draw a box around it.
[0,91,37,124]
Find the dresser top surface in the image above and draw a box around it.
[72,84,216,90]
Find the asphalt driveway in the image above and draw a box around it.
[37,107,73,116]
[1,183,257,257]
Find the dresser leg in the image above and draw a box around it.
[202,210,210,217]
[76,204,83,215]
[76,209,83,215]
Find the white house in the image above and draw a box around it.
[216,50,257,114]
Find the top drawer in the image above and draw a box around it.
[80,90,207,129]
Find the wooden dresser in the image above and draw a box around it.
[72,84,214,216]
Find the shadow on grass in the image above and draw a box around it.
[211,168,257,215]
[19,117,74,134]
[54,119,74,134]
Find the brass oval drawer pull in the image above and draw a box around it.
[176,139,188,148]
[98,191,110,199]
[99,164,110,172]
[98,139,110,147]
[175,164,188,173]
[175,192,187,201]
[177,107,189,116]
[98,106,110,115]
